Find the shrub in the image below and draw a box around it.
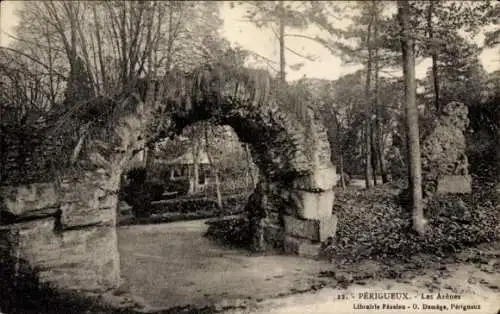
[204,216,251,248]
[163,180,190,195]
[121,167,165,218]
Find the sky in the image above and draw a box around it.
[1,1,499,82]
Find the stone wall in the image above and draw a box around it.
[0,173,121,293]
[1,89,150,296]
[0,90,146,297]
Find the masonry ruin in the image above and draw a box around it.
[421,101,472,198]
[0,61,338,295]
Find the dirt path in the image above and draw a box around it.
[118,219,499,314]
[118,219,334,311]
[236,241,500,313]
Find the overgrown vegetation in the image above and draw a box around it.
[325,179,498,264]
[205,216,251,249]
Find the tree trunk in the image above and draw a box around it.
[244,143,256,192]
[339,152,346,191]
[496,97,500,211]
[431,54,440,112]
[371,127,378,186]
[398,0,426,235]
[0,98,5,181]
[374,64,388,184]
[278,0,286,84]
[192,139,200,194]
[373,4,388,184]
[204,124,223,213]
[92,4,107,94]
[331,111,343,188]
[377,132,389,183]
[71,122,91,164]
[164,3,175,75]
[426,1,440,112]
[364,9,374,190]
[245,159,250,191]
[326,108,339,170]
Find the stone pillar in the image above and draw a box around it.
[281,166,339,258]
[246,166,339,257]
[0,171,122,294]
[56,170,121,291]
[420,102,472,199]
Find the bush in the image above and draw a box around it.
[121,167,168,218]
[126,167,147,183]
[204,216,251,248]
[223,193,249,214]
[163,179,190,195]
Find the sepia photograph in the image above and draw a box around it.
[0,1,499,313]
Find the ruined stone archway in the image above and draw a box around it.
[0,60,338,295]
[152,62,339,253]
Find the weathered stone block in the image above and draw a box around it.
[0,183,59,218]
[291,189,334,220]
[283,214,337,241]
[39,226,121,292]
[0,218,120,292]
[0,216,55,236]
[436,175,472,194]
[292,166,337,191]
[60,194,118,229]
[0,218,57,264]
[60,203,116,229]
[283,235,321,258]
[59,180,106,203]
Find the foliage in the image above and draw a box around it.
[121,167,164,218]
[424,34,489,106]
[236,1,319,75]
[205,216,251,249]
[325,183,498,264]
[467,85,500,179]
[1,1,234,175]
[484,4,500,47]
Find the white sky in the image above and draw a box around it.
[1,1,499,82]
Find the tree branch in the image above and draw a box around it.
[283,33,335,54]
[285,46,318,62]
[0,46,66,79]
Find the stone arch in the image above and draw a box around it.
[0,60,338,295]
[152,62,339,252]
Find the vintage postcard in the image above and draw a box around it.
[0,1,499,313]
